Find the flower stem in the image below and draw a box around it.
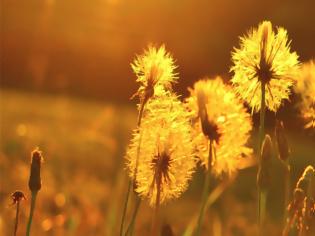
[14,201,20,236]
[26,191,37,236]
[151,176,161,236]
[258,81,266,235]
[196,140,213,236]
[183,175,235,236]
[125,197,141,236]
[120,180,132,236]
[120,102,145,236]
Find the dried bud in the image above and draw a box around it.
[257,166,270,191]
[28,149,43,193]
[275,120,290,162]
[11,191,26,205]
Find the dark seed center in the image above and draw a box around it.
[152,151,171,184]
[199,108,221,143]
[256,50,274,83]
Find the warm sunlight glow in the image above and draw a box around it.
[295,60,315,129]
[131,45,178,102]
[186,77,253,176]
[125,91,195,207]
[231,21,300,112]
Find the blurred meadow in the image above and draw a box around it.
[1,0,315,236]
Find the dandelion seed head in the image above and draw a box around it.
[295,60,315,129]
[186,77,253,176]
[125,91,195,207]
[131,44,178,103]
[231,21,300,112]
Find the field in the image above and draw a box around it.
[1,89,314,235]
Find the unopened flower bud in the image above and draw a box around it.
[28,149,43,193]
[261,134,272,162]
[257,135,273,190]
[257,166,270,191]
[275,120,290,162]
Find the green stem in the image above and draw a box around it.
[125,197,141,236]
[196,140,213,236]
[258,81,266,236]
[26,191,37,236]
[14,201,20,236]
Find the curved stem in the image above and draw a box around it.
[196,140,213,236]
[14,201,20,236]
[183,174,235,236]
[125,197,141,236]
[259,81,266,159]
[120,180,132,236]
[120,101,145,236]
[150,178,161,236]
[26,191,37,236]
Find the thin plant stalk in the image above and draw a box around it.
[183,175,235,236]
[26,192,37,236]
[120,101,145,236]
[150,173,162,236]
[258,81,266,235]
[125,197,141,236]
[196,140,213,236]
[120,181,132,236]
[14,200,20,236]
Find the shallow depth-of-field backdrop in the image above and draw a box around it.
[1,0,315,235]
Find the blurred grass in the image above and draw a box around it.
[0,89,314,235]
[0,89,137,235]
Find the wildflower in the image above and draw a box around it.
[186,77,252,176]
[295,60,315,129]
[131,45,178,122]
[125,91,195,207]
[231,21,299,112]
